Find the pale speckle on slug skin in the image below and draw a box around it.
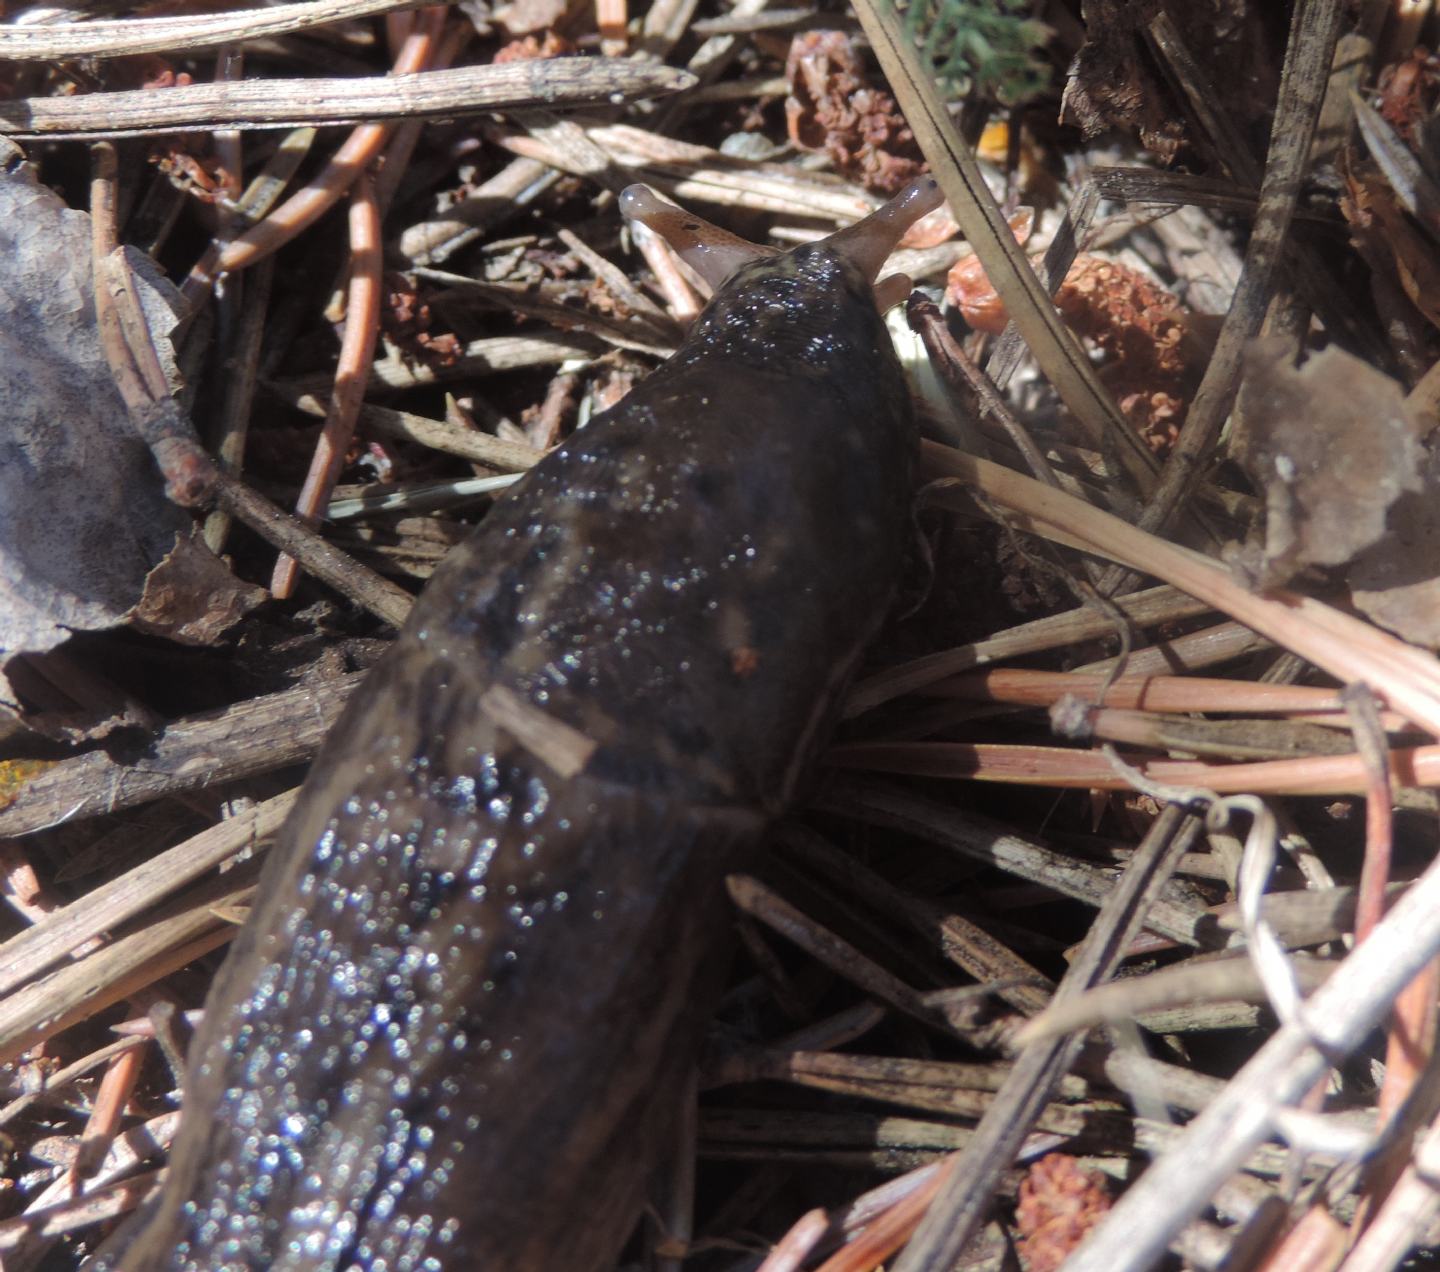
[110,196,923,1272]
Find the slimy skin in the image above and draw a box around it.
[112,176,942,1271]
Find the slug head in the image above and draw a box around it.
[620,176,942,310]
[621,177,943,374]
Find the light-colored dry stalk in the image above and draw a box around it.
[0,0,432,59]
[0,61,697,139]
[925,445,1440,740]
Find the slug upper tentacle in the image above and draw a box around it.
[109,177,941,1272]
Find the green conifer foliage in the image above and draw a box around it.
[899,0,1051,103]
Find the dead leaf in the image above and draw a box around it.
[129,528,268,646]
[1062,0,1275,165]
[1060,0,1182,161]
[0,145,189,717]
[1357,174,1440,331]
[1232,343,1424,588]
[1351,442,1440,648]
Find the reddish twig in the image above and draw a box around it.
[813,1157,956,1272]
[596,0,627,55]
[271,171,384,597]
[830,739,1440,796]
[71,1042,147,1183]
[186,5,445,294]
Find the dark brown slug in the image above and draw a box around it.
[110,175,942,1271]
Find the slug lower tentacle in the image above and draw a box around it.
[111,175,941,1271]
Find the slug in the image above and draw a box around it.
[111,174,942,1271]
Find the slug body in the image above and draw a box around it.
[117,179,940,1271]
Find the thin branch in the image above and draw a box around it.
[0,60,698,139]
[0,0,435,60]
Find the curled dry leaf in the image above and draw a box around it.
[382,272,462,368]
[1061,0,1274,164]
[1232,343,1424,589]
[785,29,926,196]
[128,527,268,646]
[1341,164,1440,332]
[1377,46,1440,136]
[0,146,188,714]
[945,206,1034,332]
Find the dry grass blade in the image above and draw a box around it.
[850,0,1157,494]
[0,0,435,60]
[493,121,876,220]
[1018,956,1337,1043]
[931,668,1413,729]
[835,738,1440,796]
[0,791,295,999]
[927,444,1440,738]
[0,1170,162,1256]
[0,61,697,138]
[273,333,604,396]
[821,781,1210,949]
[845,585,1212,716]
[726,875,943,1030]
[0,875,255,1066]
[289,401,544,470]
[1137,0,1344,537]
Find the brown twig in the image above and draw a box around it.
[0,59,698,139]
[212,472,414,626]
[830,737,1440,797]
[1135,0,1344,539]
[892,805,1200,1272]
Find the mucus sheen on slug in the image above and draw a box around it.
[105,178,936,1272]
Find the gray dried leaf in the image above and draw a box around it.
[0,148,189,711]
[1232,343,1424,588]
[1350,442,1440,648]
